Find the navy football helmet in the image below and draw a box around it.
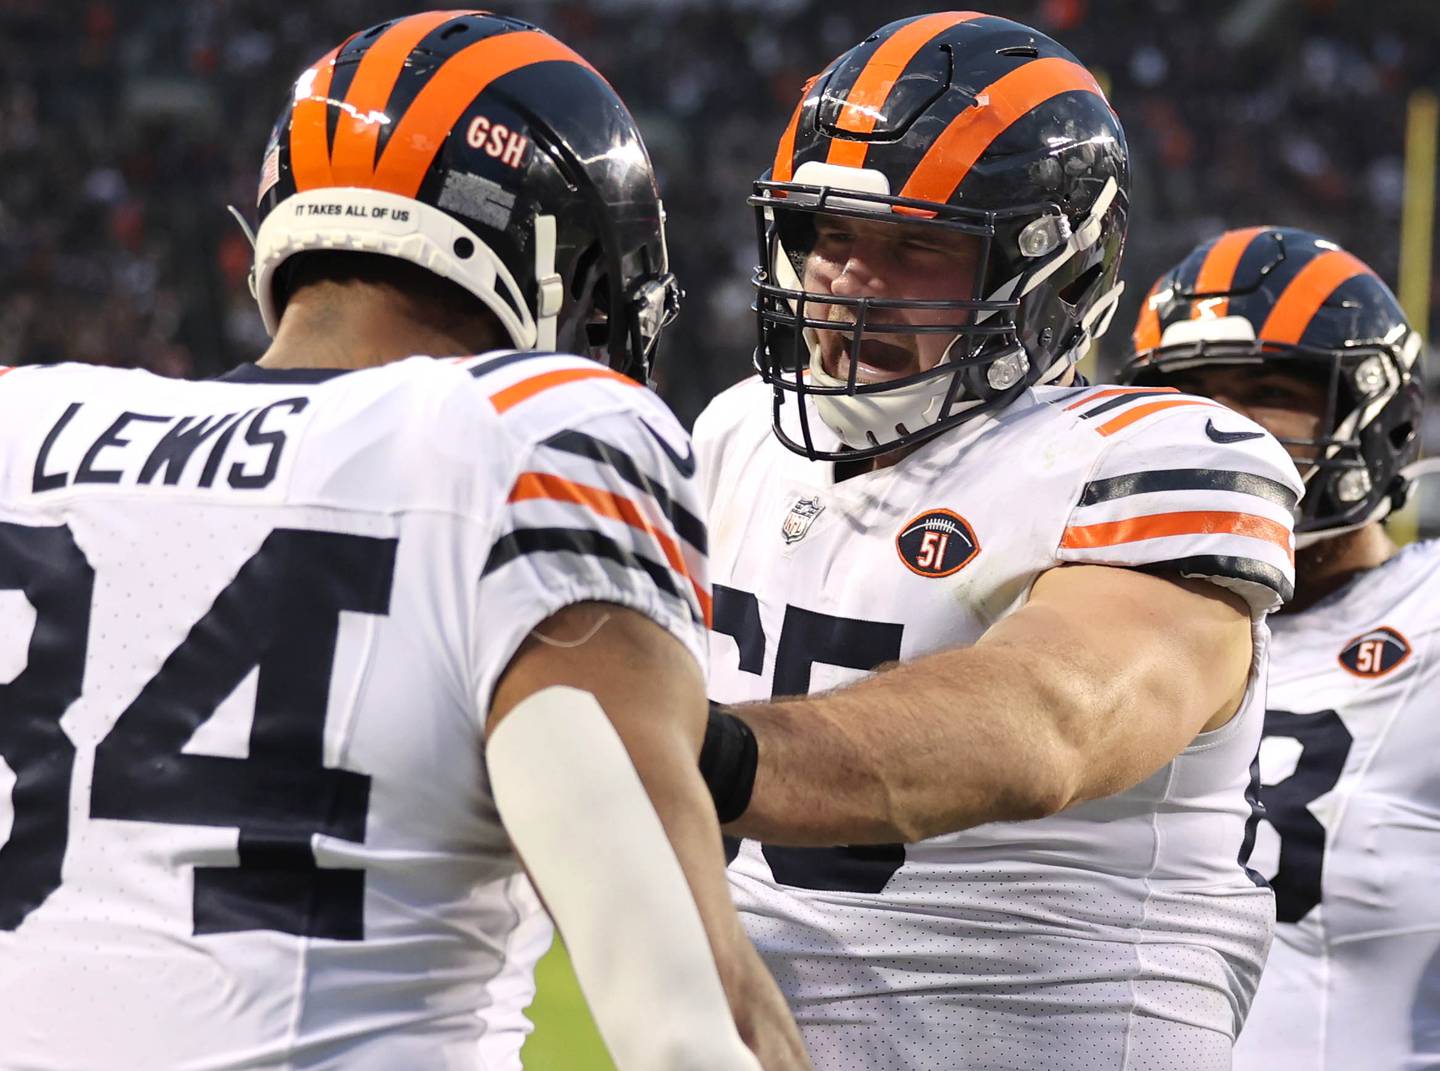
[752,12,1130,460]
[251,11,679,381]
[1123,227,1424,540]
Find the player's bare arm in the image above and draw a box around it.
[710,565,1252,845]
[489,601,810,1071]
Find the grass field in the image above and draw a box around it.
[520,940,616,1070]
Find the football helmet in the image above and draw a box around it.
[752,11,1130,460]
[1122,227,1424,541]
[251,11,679,381]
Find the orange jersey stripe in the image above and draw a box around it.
[372,30,596,198]
[1260,248,1376,346]
[289,44,344,191]
[1132,276,1165,351]
[1061,509,1292,558]
[899,57,1106,204]
[488,366,639,413]
[1095,398,1217,437]
[329,11,464,186]
[509,471,712,623]
[1064,385,1178,412]
[1190,226,1265,319]
[826,12,984,168]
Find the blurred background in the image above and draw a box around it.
[2,0,1436,1064]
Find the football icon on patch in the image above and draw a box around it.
[1338,626,1411,678]
[896,509,979,578]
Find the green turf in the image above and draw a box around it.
[521,939,616,1070]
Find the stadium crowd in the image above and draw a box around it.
[0,0,1436,432]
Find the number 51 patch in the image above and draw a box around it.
[1338,625,1411,678]
[896,509,980,578]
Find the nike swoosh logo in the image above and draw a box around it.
[1205,418,1265,444]
[639,418,696,476]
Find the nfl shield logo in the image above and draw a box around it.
[781,496,824,544]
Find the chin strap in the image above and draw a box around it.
[1400,457,1440,482]
[1295,498,1394,549]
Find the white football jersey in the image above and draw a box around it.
[1234,539,1440,1071]
[696,378,1304,1071]
[0,353,708,1071]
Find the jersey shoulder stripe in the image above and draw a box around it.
[540,429,706,553]
[1057,396,1301,612]
[1058,385,1223,437]
[481,526,698,621]
[1091,397,1220,437]
[1063,386,1179,415]
[1140,555,1295,605]
[1078,468,1299,511]
[490,366,640,414]
[1061,509,1292,557]
[479,388,710,632]
[508,471,710,622]
[461,349,554,379]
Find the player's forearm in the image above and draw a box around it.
[712,572,1252,847]
[720,643,1090,845]
[489,607,807,1069]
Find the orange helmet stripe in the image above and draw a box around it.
[772,72,822,183]
[329,11,471,187]
[1189,226,1266,319]
[826,12,984,168]
[899,57,1106,205]
[1259,248,1376,345]
[1132,276,1165,351]
[370,29,594,198]
[288,44,344,191]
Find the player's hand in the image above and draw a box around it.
[730,940,814,1071]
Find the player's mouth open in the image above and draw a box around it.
[826,336,922,384]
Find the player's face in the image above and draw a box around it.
[801,214,982,383]
[1165,367,1327,464]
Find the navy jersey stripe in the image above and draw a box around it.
[465,350,558,379]
[1138,554,1293,604]
[482,526,699,620]
[1079,468,1299,511]
[1077,389,1179,420]
[539,429,707,554]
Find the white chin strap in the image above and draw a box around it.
[807,347,976,451]
[251,187,562,350]
[1295,496,1394,549]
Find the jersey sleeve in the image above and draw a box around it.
[471,393,710,713]
[1057,395,1304,614]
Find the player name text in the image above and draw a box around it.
[32,398,308,494]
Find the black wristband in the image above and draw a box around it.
[699,702,758,824]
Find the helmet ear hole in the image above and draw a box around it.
[585,276,611,351]
[1390,420,1416,450]
[1058,263,1103,308]
[570,243,603,300]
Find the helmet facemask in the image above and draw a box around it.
[752,173,1124,461]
